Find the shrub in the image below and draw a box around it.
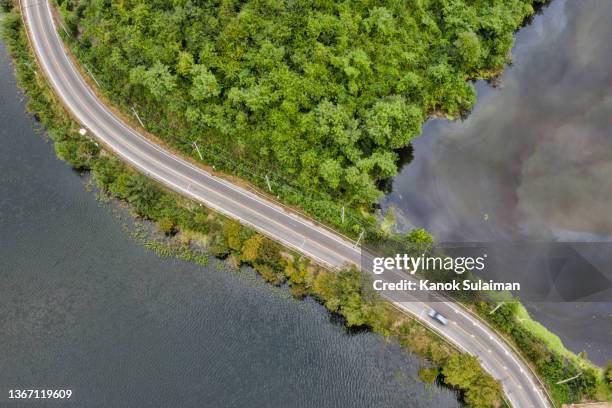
[157,217,175,236]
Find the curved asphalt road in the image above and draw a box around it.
[21,1,551,406]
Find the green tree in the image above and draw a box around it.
[418,367,440,384]
[254,263,285,285]
[176,51,194,77]
[312,267,366,327]
[126,175,161,217]
[442,354,482,389]
[455,31,482,71]
[60,0,539,230]
[131,62,176,100]
[406,228,434,244]
[443,354,502,407]
[363,7,396,37]
[258,236,281,265]
[190,65,220,100]
[319,158,343,189]
[577,368,599,397]
[108,172,133,199]
[366,96,422,149]
[1,0,12,12]
[464,374,502,408]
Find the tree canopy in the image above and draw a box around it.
[442,354,503,407]
[58,0,537,218]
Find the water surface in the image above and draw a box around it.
[0,40,459,407]
[384,0,611,364]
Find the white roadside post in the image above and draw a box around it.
[265,174,272,192]
[60,24,70,38]
[355,229,365,247]
[490,302,505,314]
[83,65,100,87]
[555,372,582,385]
[192,141,203,160]
[131,106,145,129]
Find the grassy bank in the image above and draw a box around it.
[474,301,611,404]
[2,4,506,407]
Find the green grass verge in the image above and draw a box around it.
[475,301,611,405]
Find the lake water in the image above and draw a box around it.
[383,0,611,365]
[0,41,459,406]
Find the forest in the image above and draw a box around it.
[56,0,539,237]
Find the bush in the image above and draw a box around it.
[254,263,285,286]
[418,367,440,384]
[157,217,175,236]
[289,284,307,299]
[442,354,502,408]
[222,219,251,252]
[241,234,263,264]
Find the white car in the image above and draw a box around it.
[428,309,449,326]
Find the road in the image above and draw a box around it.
[21,0,551,406]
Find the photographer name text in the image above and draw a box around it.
[372,279,520,292]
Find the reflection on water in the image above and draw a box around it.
[383,0,612,364]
